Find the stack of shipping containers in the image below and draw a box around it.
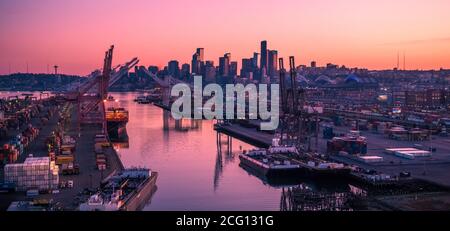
[4,157,59,191]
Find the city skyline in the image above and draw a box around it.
[1,0,450,75]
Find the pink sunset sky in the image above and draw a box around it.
[1,0,450,75]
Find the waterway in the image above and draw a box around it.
[110,92,356,211]
[1,91,358,211]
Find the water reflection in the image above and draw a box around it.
[214,133,238,191]
[111,92,366,211]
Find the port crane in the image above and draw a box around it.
[278,56,321,152]
[278,56,307,149]
[60,46,139,133]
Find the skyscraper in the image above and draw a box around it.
[260,41,268,71]
[219,53,231,77]
[196,48,204,62]
[192,53,200,74]
[252,52,259,69]
[204,61,216,83]
[241,58,253,76]
[268,50,278,77]
[311,61,317,68]
[230,61,238,77]
[191,48,204,75]
[180,63,190,80]
[168,60,180,79]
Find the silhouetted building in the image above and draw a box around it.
[260,41,268,71]
[253,52,259,69]
[181,63,190,81]
[327,63,338,69]
[230,61,238,77]
[197,48,204,61]
[311,61,317,68]
[191,48,204,75]
[219,53,231,77]
[241,58,253,77]
[148,66,159,74]
[268,50,278,77]
[204,61,216,83]
[168,60,180,79]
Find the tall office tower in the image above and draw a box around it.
[196,48,204,61]
[241,58,253,77]
[311,61,317,68]
[180,63,190,81]
[204,61,216,83]
[199,61,206,76]
[230,61,238,77]
[219,53,231,77]
[168,60,180,79]
[268,50,278,77]
[253,52,259,69]
[260,41,268,71]
[192,53,200,74]
[191,48,204,75]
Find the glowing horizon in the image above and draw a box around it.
[1,0,450,75]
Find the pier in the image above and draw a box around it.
[214,123,273,148]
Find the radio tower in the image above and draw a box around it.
[54,65,59,75]
[403,52,406,70]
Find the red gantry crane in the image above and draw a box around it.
[63,46,139,134]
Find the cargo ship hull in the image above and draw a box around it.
[107,121,128,142]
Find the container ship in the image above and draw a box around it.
[79,168,158,211]
[105,107,129,141]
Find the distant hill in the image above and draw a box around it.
[0,73,83,91]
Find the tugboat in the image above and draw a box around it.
[105,107,129,142]
[79,168,158,211]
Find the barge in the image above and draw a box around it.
[239,148,301,178]
[79,168,158,211]
[239,138,351,179]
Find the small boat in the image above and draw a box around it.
[107,95,115,101]
[135,96,151,104]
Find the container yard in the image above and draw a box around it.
[4,156,59,192]
[0,93,138,210]
[0,47,158,211]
